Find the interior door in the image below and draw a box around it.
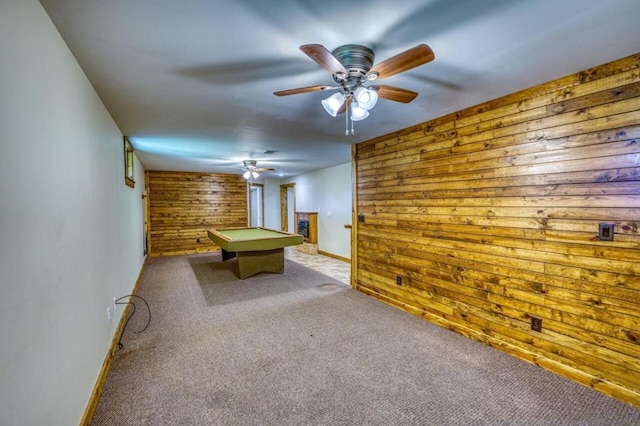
[249,184,263,227]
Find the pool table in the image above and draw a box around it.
[207,227,304,279]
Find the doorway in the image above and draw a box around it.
[249,183,264,227]
[280,183,295,233]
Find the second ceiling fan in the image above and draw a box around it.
[242,160,274,180]
[274,43,435,135]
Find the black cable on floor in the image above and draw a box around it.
[114,295,151,350]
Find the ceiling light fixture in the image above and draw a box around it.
[241,160,275,179]
[353,86,378,110]
[321,92,346,117]
[350,102,369,121]
[242,160,260,180]
[275,43,435,137]
[316,45,386,135]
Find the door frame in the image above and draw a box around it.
[143,170,150,255]
[279,183,295,232]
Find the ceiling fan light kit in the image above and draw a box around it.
[353,86,378,110]
[321,92,346,117]
[275,43,434,135]
[350,102,369,121]
[241,159,274,180]
[242,169,259,180]
[242,160,259,180]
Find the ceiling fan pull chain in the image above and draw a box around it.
[345,102,349,136]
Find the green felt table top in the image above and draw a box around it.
[218,228,288,240]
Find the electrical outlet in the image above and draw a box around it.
[396,276,402,286]
[598,223,614,241]
[107,307,112,322]
[531,315,542,332]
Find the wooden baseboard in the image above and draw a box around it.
[317,250,350,263]
[80,257,148,425]
[149,247,219,257]
[355,284,640,409]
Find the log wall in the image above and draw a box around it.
[147,170,247,256]
[353,54,640,406]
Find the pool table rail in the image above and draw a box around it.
[207,227,304,252]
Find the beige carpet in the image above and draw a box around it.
[91,253,640,425]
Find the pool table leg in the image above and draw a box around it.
[236,248,285,279]
[221,248,236,261]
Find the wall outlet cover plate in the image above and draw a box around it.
[598,223,614,241]
[531,315,542,332]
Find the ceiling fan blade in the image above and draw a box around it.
[368,44,435,79]
[373,85,419,103]
[300,44,348,76]
[274,85,333,96]
[337,95,352,115]
[255,168,275,172]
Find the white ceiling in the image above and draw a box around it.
[39,0,640,179]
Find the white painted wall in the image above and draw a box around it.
[283,163,352,259]
[0,2,145,425]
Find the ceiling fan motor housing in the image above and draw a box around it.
[331,45,375,87]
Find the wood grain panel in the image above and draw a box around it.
[353,53,640,407]
[147,170,247,256]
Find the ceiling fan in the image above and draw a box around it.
[274,43,435,135]
[242,160,274,180]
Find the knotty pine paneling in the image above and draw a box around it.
[147,171,247,256]
[353,53,640,407]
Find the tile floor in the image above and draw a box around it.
[285,247,351,285]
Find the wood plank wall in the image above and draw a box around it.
[147,171,247,256]
[353,54,640,406]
